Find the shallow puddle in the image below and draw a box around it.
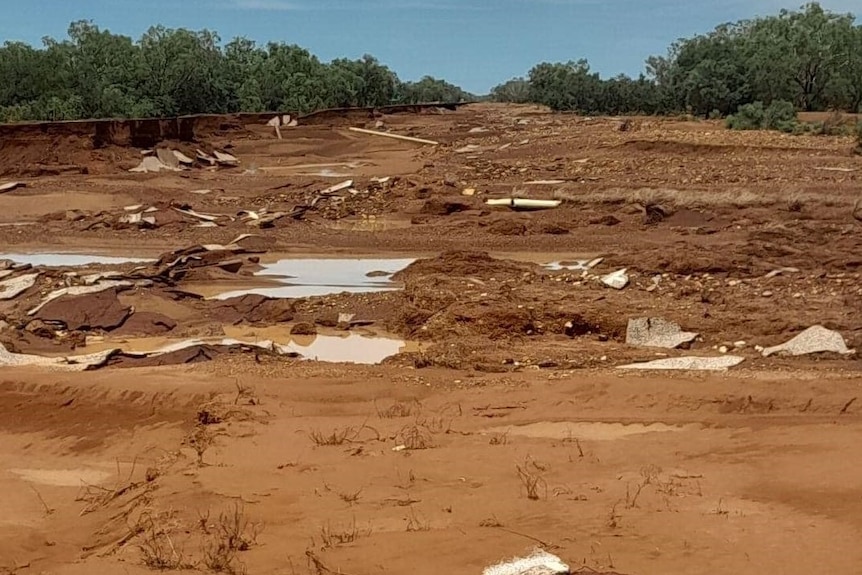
[488,421,696,441]
[87,327,413,365]
[213,258,414,300]
[544,260,589,271]
[0,253,152,267]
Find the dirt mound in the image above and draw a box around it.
[112,312,177,336]
[34,288,131,331]
[212,295,296,325]
[393,251,538,281]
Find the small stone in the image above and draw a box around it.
[761,290,773,298]
[462,188,476,196]
[734,341,747,349]
[719,346,729,354]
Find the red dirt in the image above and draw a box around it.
[0,103,861,575]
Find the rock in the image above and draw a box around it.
[290,322,317,336]
[601,269,629,290]
[35,288,132,331]
[25,319,58,338]
[643,203,668,225]
[761,290,774,298]
[0,273,40,300]
[762,326,854,357]
[129,156,180,173]
[719,346,729,354]
[113,312,177,336]
[734,340,747,348]
[589,214,621,226]
[618,356,745,371]
[366,270,392,278]
[462,188,476,196]
[420,198,470,216]
[443,173,458,187]
[488,219,528,236]
[626,317,698,349]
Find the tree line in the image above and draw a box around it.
[493,2,862,117]
[1,3,860,122]
[0,21,473,122]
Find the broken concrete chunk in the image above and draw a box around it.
[482,549,569,575]
[0,273,40,300]
[626,317,699,349]
[618,356,745,371]
[213,151,240,166]
[0,344,117,372]
[762,325,854,357]
[196,150,217,165]
[172,150,194,165]
[0,181,25,194]
[601,268,629,290]
[156,148,180,169]
[129,156,180,173]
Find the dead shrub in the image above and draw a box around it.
[308,427,354,447]
[202,504,262,575]
[137,511,190,571]
[488,430,510,446]
[396,424,434,450]
[375,399,421,419]
[405,507,430,532]
[187,426,215,466]
[516,457,548,501]
[317,517,371,549]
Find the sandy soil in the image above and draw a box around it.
[1,103,861,575]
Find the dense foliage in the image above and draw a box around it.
[494,3,862,117]
[0,22,473,122]
[2,3,860,122]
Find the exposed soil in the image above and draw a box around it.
[1,103,861,575]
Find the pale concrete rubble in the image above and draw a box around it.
[482,549,570,575]
[601,268,629,290]
[762,325,854,357]
[0,343,117,372]
[0,273,40,300]
[626,317,699,349]
[618,356,745,371]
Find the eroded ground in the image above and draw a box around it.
[0,103,861,575]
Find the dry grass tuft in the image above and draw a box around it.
[317,517,371,549]
[375,399,421,419]
[516,457,548,501]
[136,511,191,571]
[308,427,354,447]
[405,507,430,532]
[201,504,262,574]
[395,424,434,450]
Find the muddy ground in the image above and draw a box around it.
[0,103,861,575]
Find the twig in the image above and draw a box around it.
[348,126,439,146]
[493,525,560,550]
[840,397,857,415]
[29,485,54,515]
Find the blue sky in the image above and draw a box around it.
[0,0,858,93]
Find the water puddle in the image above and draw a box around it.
[487,421,695,441]
[544,260,588,271]
[213,258,414,300]
[0,253,152,267]
[10,467,112,487]
[87,326,415,365]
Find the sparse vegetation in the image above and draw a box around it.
[516,457,548,501]
[202,504,262,575]
[395,424,434,450]
[317,518,371,550]
[375,399,421,419]
[137,511,190,571]
[308,426,354,447]
[726,100,798,133]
